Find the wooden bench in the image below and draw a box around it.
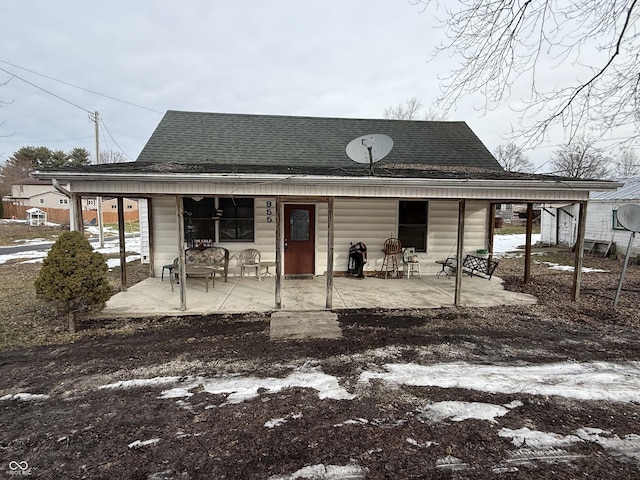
[170,246,230,291]
[462,254,499,280]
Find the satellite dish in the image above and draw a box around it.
[346,134,393,174]
[616,204,640,232]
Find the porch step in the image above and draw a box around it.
[270,311,341,340]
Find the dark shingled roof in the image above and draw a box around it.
[136,110,503,171]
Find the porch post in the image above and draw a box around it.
[572,201,587,301]
[524,203,533,284]
[146,198,155,277]
[326,197,334,310]
[454,199,466,306]
[70,193,83,232]
[488,203,496,260]
[176,195,187,311]
[117,197,127,291]
[275,196,282,309]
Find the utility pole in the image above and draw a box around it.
[91,111,104,248]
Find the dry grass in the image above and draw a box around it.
[0,221,150,350]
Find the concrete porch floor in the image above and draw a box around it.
[99,273,537,318]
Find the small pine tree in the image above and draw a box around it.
[35,231,112,333]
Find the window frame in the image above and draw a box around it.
[218,197,255,242]
[398,200,428,252]
[612,209,628,231]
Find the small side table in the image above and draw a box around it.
[261,261,276,278]
[435,259,454,278]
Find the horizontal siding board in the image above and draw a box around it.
[149,196,492,277]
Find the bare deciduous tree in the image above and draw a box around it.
[550,138,611,179]
[99,149,128,164]
[410,1,640,148]
[613,149,640,178]
[383,97,447,120]
[494,143,534,172]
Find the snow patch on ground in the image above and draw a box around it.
[0,392,51,401]
[155,367,355,404]
[358,361,640,402]
[417,400,518,423]
[268,464,367,480]
[128,438,160,449]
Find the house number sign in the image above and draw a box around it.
[266,201,273,223]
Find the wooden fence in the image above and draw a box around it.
[2,203,139,225]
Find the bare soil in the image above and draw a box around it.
[1,250,640,479]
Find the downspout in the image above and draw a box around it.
[52,179,82,231]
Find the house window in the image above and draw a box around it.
[59,199,68,204]
[127,204,133,209]
[398,201,428,252]
[613,209,627,231]
[219,198,254,242]
[39,199,44,204]
[182,197,255,246]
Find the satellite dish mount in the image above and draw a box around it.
[346,134,393,175]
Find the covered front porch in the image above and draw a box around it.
[99,273,537,318]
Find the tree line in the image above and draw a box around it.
[384,97,640,179]
[0,146,128,199]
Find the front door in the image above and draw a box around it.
[284,204,315,276]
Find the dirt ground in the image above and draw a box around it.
[1,251,640,479]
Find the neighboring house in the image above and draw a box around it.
[541,176,640,257]
[32,110,619,308]
[3,178,139,224]
[3,178,70,209]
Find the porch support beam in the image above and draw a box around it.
[572,201,587,301]
[524,202,533,284]
[146,198,155,277]
[454,199,466,306]
[275,196,282,309]
[326,197,334,309]
[176,195,187,311]
[117,197,127,291]
[70,193,83,232]
[488,203,496,259]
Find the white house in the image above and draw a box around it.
[32,110,620,309]
[541,176,640,257]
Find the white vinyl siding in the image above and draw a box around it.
[151,196,180,276]
[150,196,491,277]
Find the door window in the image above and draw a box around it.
[290,209,310,241]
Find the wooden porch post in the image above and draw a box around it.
[71,193,83,232]
[572,201,587,301]
[454,200,466,306]
[326,197,334,310]
[146,198,155,277]
[488,203,496,260]
[275,196,282,309]
[117,197,127,291]
[176,195,187,311]
[524,203,533,284]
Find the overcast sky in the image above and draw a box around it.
[0,1,620,173]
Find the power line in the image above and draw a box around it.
[99,118,133,161]
[0,135,93,143]
[0,59,164,114]
[0,66,92,114]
